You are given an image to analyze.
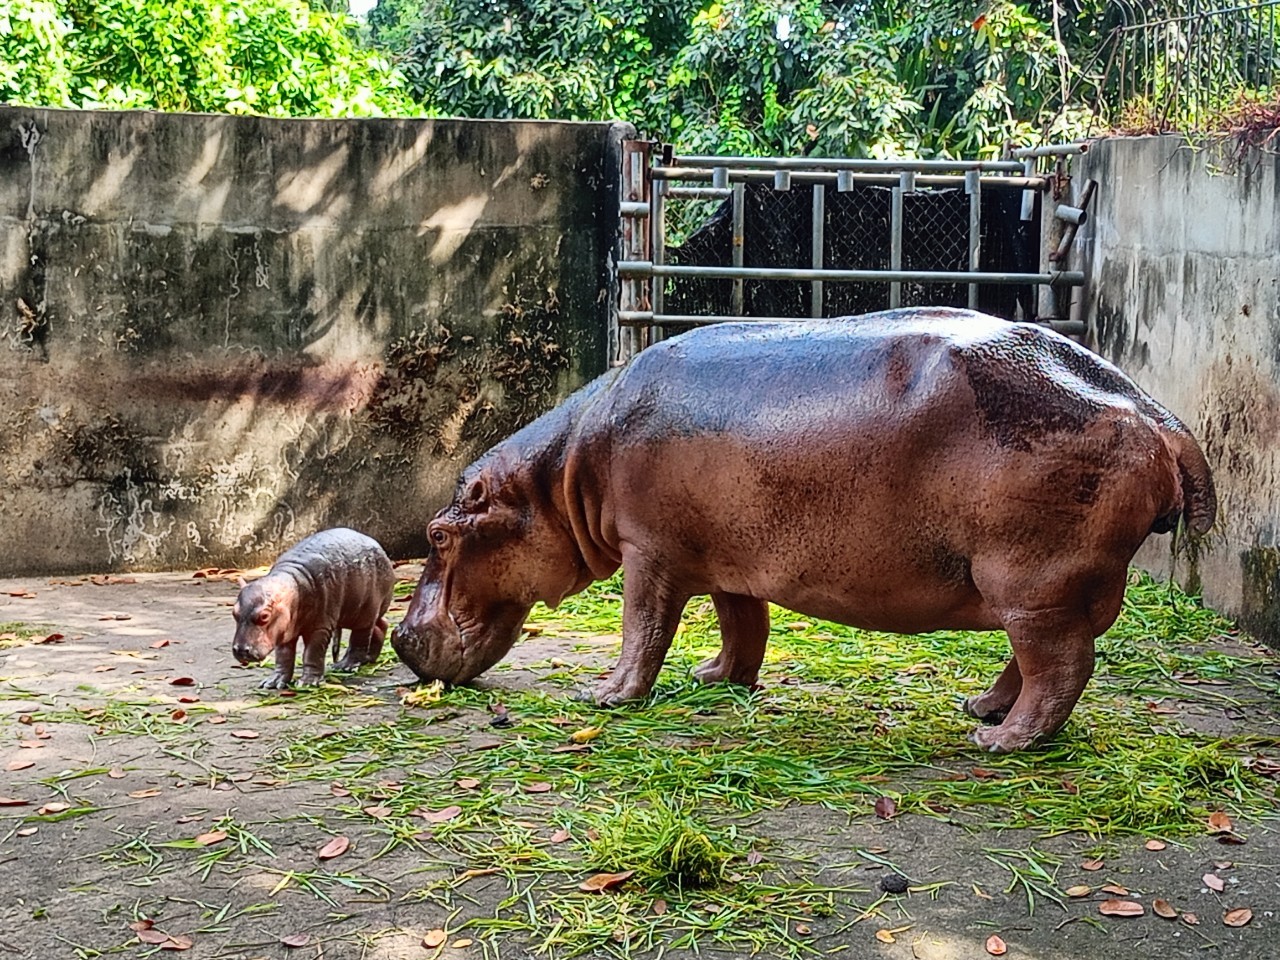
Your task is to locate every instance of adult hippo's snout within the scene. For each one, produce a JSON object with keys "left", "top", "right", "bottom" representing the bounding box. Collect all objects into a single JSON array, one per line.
[{"left": 391, "top": 549, "right": 532, "bottom": 685}]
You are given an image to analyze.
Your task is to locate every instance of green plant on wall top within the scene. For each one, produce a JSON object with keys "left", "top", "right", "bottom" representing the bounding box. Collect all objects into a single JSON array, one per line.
[{"left": 1, "top": 0, "right": 415, "bottom": 116}]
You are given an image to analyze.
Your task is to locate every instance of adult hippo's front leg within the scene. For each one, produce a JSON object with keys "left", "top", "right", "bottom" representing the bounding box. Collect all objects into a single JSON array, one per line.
[
  {"left": 692, "top": 592, "right": 769, "bottom": 687},
  {"left": 590, "top": 551, "right": 691, "bottom": 706}
]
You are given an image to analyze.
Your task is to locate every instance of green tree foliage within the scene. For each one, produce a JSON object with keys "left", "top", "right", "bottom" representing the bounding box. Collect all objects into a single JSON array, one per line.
[
  {"left": 394, "top": 0, "right": 1086, "bottom": 156},
  {"left": 1, "top": 0, "right": 415, "bottom": 116}
]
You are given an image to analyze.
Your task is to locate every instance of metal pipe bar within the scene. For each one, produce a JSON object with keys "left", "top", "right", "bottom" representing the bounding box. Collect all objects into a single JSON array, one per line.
[
  {"left": 618, "top": 312, "right": 1095, "bottom": 329},
  {"left": 1010, "top": 142, "right": 1090, "bottom": 158},
  {"left": 1054, "top": 204, "right": 1088, "bottom": 226},
  {"left": 650, "top": 177, "right": 666, "bottom": 344},
  {"left": 666, "top": 186, "right": 732, "bottom": 200},
  {"left": 811, "top": 183, "right": 825, "bottom": 318},
  {"left": 621, "top": 201, "right": 649, "bottom": 217},
  {"left": 617, "top": 262, "right": 1085, "bottom": 286},
  {"left": 966, "top": 170, "right": 982, "bottom": 311},
  {"left": 672, "top": 154, "right": 1026, "bottom": 173},
  {"left": 731, "top": 182, "right": 745, "bottom": 316},
  {"left": 651, "top": 167, "right": 1046, "bottom": 189},
  {"left": 1112, "top": 0, "right": 1280, "bottom": 34},
  {"left": 889, "top": 185, "right": 904, "bottom": 308}
]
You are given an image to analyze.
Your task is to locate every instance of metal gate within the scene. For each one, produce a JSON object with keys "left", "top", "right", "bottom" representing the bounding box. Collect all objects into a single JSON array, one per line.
[{"left": 613, "top": 142, "right": 1095, "bottom": 365}]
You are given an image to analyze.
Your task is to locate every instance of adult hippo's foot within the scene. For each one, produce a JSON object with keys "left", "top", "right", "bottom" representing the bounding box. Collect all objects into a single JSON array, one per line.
[
  {"left": 693, "top": 592, "right": 768, "bottom": 687},
  {"left": 963, "top": 656, "right": 1023, "bottom": 724}
]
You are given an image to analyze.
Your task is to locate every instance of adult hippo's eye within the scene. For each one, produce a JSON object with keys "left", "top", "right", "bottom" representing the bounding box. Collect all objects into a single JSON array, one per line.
[{"left": 429, "top": 525, "right": 451, "bottom": 548}]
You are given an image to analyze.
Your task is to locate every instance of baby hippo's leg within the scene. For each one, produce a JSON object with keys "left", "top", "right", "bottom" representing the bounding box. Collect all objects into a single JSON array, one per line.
[
  {"left": 333, "top": 617, "right": 387, "bottom": 672},
  {"left": 261, "top": 638, "right": 298, "bottom": 689},
  {"left": 297, "top": 629, "right": 333, "bottom": 685}
]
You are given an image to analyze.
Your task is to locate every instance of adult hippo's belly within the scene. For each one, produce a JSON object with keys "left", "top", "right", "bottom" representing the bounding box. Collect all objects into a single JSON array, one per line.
[{"left": 392, "top": 308, "right": 1216, "bottom": 753}]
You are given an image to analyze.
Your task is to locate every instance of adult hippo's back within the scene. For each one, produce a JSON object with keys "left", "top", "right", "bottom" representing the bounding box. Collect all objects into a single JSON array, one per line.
[{"left": 393, "top": 308, "right": 1215, "bottom": 752}]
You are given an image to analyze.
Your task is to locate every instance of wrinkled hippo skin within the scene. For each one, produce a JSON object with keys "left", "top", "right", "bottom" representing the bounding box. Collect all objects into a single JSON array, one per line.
[
  {"left": 232, "top": 528, "right": 395, "bottom": 689},
  {"left": 393, "top": 308, "right": 1216, "bottom": 752}
]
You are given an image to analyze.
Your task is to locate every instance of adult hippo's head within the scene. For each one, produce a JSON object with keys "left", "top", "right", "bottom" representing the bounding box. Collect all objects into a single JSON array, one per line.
[{"left": 391, "top": 455, "right": 593, "bottom": 685}]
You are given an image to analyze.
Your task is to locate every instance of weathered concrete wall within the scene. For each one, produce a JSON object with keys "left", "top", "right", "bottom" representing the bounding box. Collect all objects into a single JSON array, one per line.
[
  {"left": 0, "top": 107, "right": 627, "bottom": 574},
  {"left": 1077, "top": 135, "right": 1280, "bottom": 643}
]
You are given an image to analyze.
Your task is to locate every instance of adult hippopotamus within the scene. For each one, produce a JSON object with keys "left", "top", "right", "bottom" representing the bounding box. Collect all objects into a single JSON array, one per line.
[{"left": 392, "top": 308, "right": 1215, "bottom": 752}]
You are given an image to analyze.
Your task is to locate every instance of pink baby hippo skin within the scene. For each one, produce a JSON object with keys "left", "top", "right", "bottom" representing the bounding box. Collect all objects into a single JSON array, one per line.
[{"left": 232, "top": 528, "right": 395, "bottom": 689}]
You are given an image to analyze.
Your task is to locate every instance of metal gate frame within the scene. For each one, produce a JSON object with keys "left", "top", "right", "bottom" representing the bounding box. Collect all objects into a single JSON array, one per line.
[{"left": 614, "top": 142, "right": 1095, "bottom": 364}]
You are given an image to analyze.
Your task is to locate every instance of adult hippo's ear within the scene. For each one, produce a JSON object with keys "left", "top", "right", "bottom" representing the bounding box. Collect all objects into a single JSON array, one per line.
[{"left": 461, "top": 476, "right": 489, "bottom": 513}]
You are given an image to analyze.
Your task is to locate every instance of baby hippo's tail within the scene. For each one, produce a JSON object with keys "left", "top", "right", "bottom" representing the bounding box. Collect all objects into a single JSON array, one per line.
[{"left": 1154, "top": 420, "right": 1217, "bottom": 536}]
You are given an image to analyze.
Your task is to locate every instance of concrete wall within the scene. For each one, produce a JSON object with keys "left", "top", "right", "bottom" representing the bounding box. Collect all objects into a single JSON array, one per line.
[
  {"left": 1077, "top": 135, "right": 1280, "bottom": 643},
  {"left": 0, "top": 107, "right": 627, "bottom": 574}
]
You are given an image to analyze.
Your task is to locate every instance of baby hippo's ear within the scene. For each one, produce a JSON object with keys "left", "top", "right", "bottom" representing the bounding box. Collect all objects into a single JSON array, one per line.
[{"left": 236, "top": 576, "right": 248, "bottom": 590}]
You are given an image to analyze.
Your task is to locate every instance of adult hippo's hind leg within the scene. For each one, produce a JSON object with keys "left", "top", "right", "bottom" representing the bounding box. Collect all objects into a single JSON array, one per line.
[
  {"left": 693, "top": 592, "right": 769, "bottom": 687},
  {"left": 964, "top": 656, "right": 1022, "bottom": 724},
  {"left": 591, "top": 551, "right": 690, "bottom": 707}
]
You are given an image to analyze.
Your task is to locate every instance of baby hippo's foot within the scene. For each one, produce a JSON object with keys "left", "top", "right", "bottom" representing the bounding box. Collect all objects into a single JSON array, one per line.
[
  {"left": 962, "top": 693, "right": 1012, "bottom": 725},
  {"left": 332, "top": 654, "right": 369, "bottom": 673},
  {"left": 296, "top": 668, "right": 325, "bottom": 686},
  {"left": 259, "top": 671, "right": 293, "bottom": 690},
  {"left": 692, "top": 654, "right": 760, "bottom": 687}
]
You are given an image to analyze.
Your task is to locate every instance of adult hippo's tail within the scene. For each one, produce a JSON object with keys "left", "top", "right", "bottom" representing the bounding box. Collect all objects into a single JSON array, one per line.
[{"left": 1164, "top": 422, "right": 1217, "bottom": 535}]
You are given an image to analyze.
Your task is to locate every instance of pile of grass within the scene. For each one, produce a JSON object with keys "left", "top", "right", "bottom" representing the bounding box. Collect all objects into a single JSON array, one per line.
[{"left": 584, "top": 798, "right": 732, "bottom": 892}]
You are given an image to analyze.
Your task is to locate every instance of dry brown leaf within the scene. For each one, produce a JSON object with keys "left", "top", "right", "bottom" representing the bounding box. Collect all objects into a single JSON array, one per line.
[
  {"left": 1100, "top": 884, "right": 1130, "bottom": 896},
  {"left": 36, "top": 633, "right": 64, "bottom": 644},
  {"left": 570, "top": 726, "right": 603, "bottom": 743},
  {"left": 1204, "top": 873, "right": 1225, "bottom": 892},
  {"left": 6, "top": 760, "right": 35, "bottom": 772},
  {"left": 108, "top": 768, "right": 126, "bottom": 779},
  {"left": 456, "top": 778, "right": 480, "bottom": 790},
  {"left": 579, "top": 870, "right": 636, "bottom": 893},
  {"left": 874, "top": 929, "right": 896, "bottom": 944},
  {"left": 422, "top": 929, "right": 447, "bottom": 948},
  {"left": 652, "top": 898, "right": 668, "bottom": 916},
  {"left": 874, "top": 796, "right": 897, "bottom": 819},
  {"left": 1214, "top": 860, "right": 1234, "bottom": 870},
  {"left": 176, "top": 814, "right": 203, "bottom": 824},
  {"left": 1182, "top": 912, "right": 1200, "bottom": 925},
  {"left": 795, "top": 923, "right": 811, "bottom": 935},
  {"left": 525, "top": 781, "right": 553, "bottom": 793},
  {"left": 317, "top": 836, "right": 351, "bottom": 860},
  {"left": 177, "top": 696, "right": 200, "bottom": 704},
  {"left": 128, "top": 789, "right": 161, "bottom": 799},
  {"left": 419, "top": 805, "right": 463, "bottom": 823},
  {"left": 1064, "top": 885, "right": 1092, "bottom": 898},
  {"left": 747, "top": 849, "right": 764, "bottom": 866},
  {"left": 37, "top": 802, "right": 71, "bottom": 815},
  {"left": 16, "top": 826, "right": 37, "bottom": 837},
  {"left": 206, "top": 716, "right": 227, "bottom": 725},
  {"left": 1145, "top": 839, "right": 1167, "bottom": 851},
  {"left": 0, "top": 797, "right": 31, "bottom": 806},
  {"left": 160, "top": 935, "right": 193, "bottom": 951},
  {"left": 229, "top": 729, "right": 259, "bottom": 740},
  {"left": 280, "top": 932, "right": 311, "bottom": 947},
  {"left": 136, "top": 929, "right": 170, "bottom": 945},
  {"left": 1208, "top": 811, "right": 1234, "bottom": 835},
  {"left": 1223, "top": 907, "right": 1253, "bottom": 927},
  {"left": 1080, "top": 858, "right": 1105, "bottom": 871},
  {"left": 1153, "top": 899, "right": 1178, "bottom": 919},
  {"left": 1099, "top": 899, "right": 1145, "bottom": 918},
  {"left": 456, "top": 868, "right": 501, "bottom": 883},
  {"left": 452, "top": 939, "right": 474, "bottom": 948},
  {"left": 194, "top": 831, "right": 227, "bottom": 846},
  {"left": 170, "top": 710, "right": 188, "bottom": 722},
  {"left": 363, "top": 805, "right": 392, "bottom": 819},
  {"left": 985, "top": 934, "right": 1008, "bottom": 956},
  {"left": 17, "top": 741, "right": 44, "bottom": 749},
  {"left": 549, "top": 829, "right": 571, "bottom": 843},
  {"left": 151, "top": 639, "right": 171, "bottom": 648},
  {"left": 128, "top": 919, "right": 154, "bottom": 932}
]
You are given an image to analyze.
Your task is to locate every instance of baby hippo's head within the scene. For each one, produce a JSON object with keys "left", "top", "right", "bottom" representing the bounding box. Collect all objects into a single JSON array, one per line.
[{"left": 231, "top": 577, "right": 296, "bottom": 664}]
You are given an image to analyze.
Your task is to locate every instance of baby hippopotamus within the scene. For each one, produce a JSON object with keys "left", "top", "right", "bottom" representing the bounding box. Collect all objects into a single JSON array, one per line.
[{"left": 231, "top": 528, "right": 395, "bottom": 688}]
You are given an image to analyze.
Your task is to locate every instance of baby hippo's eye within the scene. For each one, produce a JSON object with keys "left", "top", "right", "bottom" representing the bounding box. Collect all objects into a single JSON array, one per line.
[{"left": 253, "top": 610, "right": 270, "bottom": 626}]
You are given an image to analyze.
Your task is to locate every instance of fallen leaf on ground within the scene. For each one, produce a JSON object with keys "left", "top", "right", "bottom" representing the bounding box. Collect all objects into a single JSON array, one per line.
[
  {"left": 159, "top": 935, "right": 192, "bottom": 952},
  {"left": 456, "top": 868, "right": 501, "bottom": 883},
  {"left": 98, "top": 613, "right": 132, "bottom": 621},
  {"left": 37, "top": 802, "right": 70, "bottom": 815},
  {"left": 795, "top": 923, "right": 811, "bottom": 935},
  {"left": 318, "top": 836, "right": 350, "bottom": 860},
  {"left": 747, "top": 849, "right": 764, "bottom": 866},
  {"left": 1064, "top": 885, "right": 1091, "bottom": 897},
  {"left": 1182, "top": 912, "right": 1200, "bottom": 925},
  {"left": 570, "top": 726, "right": 603, "bottom": 743},
  {"left": 1208, "top": 811, "right": 1234, "bottom": 835},
  {"left": 16, "top": 827, "right": 37, "bottom": 836},
  {"left": 580, "top": 870, "right": 636, "bottom": 893},
  {"left": 549, "top": 829, "right": 571, "bottom": 843},
  {"left": 363, "top": 805, "right": 392, "bottom": 819},
  {"left": 330, "top": 783, "right": 351, "bottom": 797},
  {"left": 653, "top": 899, "right": 668, "bottom": 915},
  {"left": 17, "top": 741, "right": 44, "bottom": 749},
  {"left": 176, "top": 814, "right": 203, "bottom": 824},
  {"left": 1100, "top": 884, "right": 1130, "bottom": 896},
  {"left": 1216, "top": 831, "right": 1248, "bottom": 845},
  {"left": 874, "top": 796, "right": 897, "bottom": 819},
  {"left": 1154, "top": 899, "right": 1178, "bottom": 919},
  {"left": 137, "top": 929, "right": 170, "bottom": 945},
  {"left": 875, "top": 929, "right": 896, "bottom": 944},
  {"left": 280, "top": 932, "right": 311, "bottom": 947},
  {"left": 177, "top": 695, "right": 199, "bottom": 704},
  {"left": 452, "top": 939, "right": 473, "bottom": 948},
  {"left": 205, "top": 716, "right": 227, "bottom": 725},
  {"left": 108, "top": 768, "right": 126, "bottom": 778},
  {"left": 1145, "top": 839, "right": 1167, "bottom": 851},
  {"left": 6, "top": 591, "right": 35, "bottom": 599},
  {"left": 6, "top": 760, "right": 34, "bottom": 771},
  {"left": 229, "top": 729, "right": 259, "bottom": 740},
  {"left": 194, "top": 831, "right": 227, "bottom": 846},
  {"left": 456, "top": 778, "right": 480, "bottom": 790},
  {"left": 525, "top": 782, "right": 553, "bottom": 793},
  {"left": 151, "top": 639, "right": 171, "bottom": 648},
  {"left": 170, "top": 710, "right": 187, "bottom": 722},
  {"left": 1099, "top": 899, "right": 1145, "bottom": 917},
  {"left": 422, "top": 929, "right": 447, "bottom": 947},
  {"left": 129, "top": 920, "right": 155, "bottom": 933},
  {"left": 973, "top": 884, "right": 994, "bottom": 900},
  {"left": 128, "top": 789, "right": 161, "bottom": 799},
  {"left": 1080, "top": 858, "right": 1105, "bottom": 871},
  {"left": 1204, "top": 873, "right": 1225, "bottom": 892},
  {"left": 1214, "top": 860, "right": 1234, "bottom": 870},
  {"left": 985, "top": 934, "right": 1007, "bottom": 956},
  {"left": 419, "top": 805, "right": 462, "bottom": 823},
  {"left": 35, "top": 633, "right": 64, "bottom": 644},
  {"left": 0, "top": 796, "right": 32, "bottom": 806},
  {"left": 1223, "top": 907, "right": 1253, "bottom": 927}
]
